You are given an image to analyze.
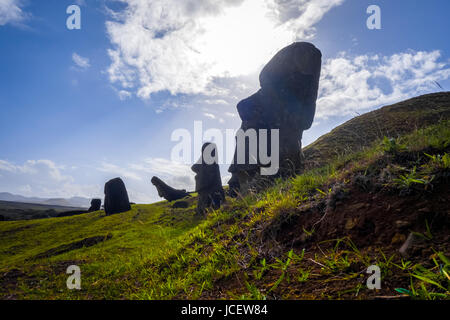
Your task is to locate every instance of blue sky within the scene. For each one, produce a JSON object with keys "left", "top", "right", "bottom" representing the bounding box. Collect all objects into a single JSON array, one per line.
[{"left": 0, "top": 0, "right": 449, "bottom": 203}]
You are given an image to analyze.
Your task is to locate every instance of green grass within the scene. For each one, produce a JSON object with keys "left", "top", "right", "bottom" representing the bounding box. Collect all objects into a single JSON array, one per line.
[
  {"left": 1, "top": 106, "right": 449, "bottom": 300},
  {"left": 0, "top": 202, "right": 202, "bottom": 299}
]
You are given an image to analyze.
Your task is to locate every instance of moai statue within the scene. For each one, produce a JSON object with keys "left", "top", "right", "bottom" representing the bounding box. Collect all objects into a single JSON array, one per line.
[
  {"left": 151, "top": 176, "right": 190, "bottom": 202},
  {"left": 104, "top": 177, "right": 131, "bottom": 215},
  {"left": 228, "top": 42, "right": 322, "bottom": 194},
  {"left": 191, "top": 143, "right": 225, "bottom": 216},
  {"left": 88, "top": 199, "right": 101, "bottom": 212}
]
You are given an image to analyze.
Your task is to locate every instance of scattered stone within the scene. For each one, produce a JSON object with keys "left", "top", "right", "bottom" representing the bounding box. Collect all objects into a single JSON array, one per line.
[
  {"left": 345, "top": 218, "right": 358, "bottom": 230},
  {"left": 347, "top": 203, "right": 366, "bottom": 211},
  {"left": 228, "top": 42, "right": 322, "bottom": 194},
  {"left": 104, "top": 177, "right": 131, "bottom": 215},
  {"left": 418, "top": 207, "right": 431, "bottom": 213},
  {"left": 151, "top": 176, "right": 190, "bottom": 202},
  {"left": 399, "top": 233, "right": 423, "bottom": 258},
  {"left": 192, "top": 143, "right": 225, "bottom": 216},
  {"left": 299, "top": 232, "right": 312, "bottom": 243},
  {"left": 395, "top": 220, "right": 411, "bottom": 229},
  {"left": 88, "top": 199, "right": 102, "bottom": 212},
  {"left": 391, "top": 233, "right": 406, "bottom": 245},
  {"left": 326, "top": 183, "right": 348, "bottom": 210},
  {"left": 353, "top": 174, "right": 372, "bottom": 191}
]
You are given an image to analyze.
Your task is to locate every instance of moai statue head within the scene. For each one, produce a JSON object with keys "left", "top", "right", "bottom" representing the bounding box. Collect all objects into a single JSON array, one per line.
[
  {"left": 191, "top": 143, "right": 225, "bottom": 216},
  {"left": 228, "top": 42, "right": 322, "bottom": 194}
]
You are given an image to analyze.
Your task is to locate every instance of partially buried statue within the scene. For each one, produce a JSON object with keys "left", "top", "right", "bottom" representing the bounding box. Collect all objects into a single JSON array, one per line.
[
  {"left": 191, "top": 143, "right": 225, "bottom": 216},
  {"left": 228, "top": 42, "right": 322, "bottom": 195},
  {"left": 88, "top": 199, "right": 101, "bottom": 212},
  {"left": 104, "top": 177, "right": 131, "bottom": 215},
  {"left": 151, "top": 176, "right": 190, "bottom": 202}
]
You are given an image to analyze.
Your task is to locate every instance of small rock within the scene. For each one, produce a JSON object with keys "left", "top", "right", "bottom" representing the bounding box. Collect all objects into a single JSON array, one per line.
[
  {"left": 395, "top": 220, "right": 411, "bottom": 229},
  {"left": 399, "top": 233, "right": 423, "bottom": 258},
  {"left": 345, "top": 218, "right": 358, "bottom": 230},
  {"left": 391, "top": 233, "right": 406, "bottom": 245},
  {"left": 353, "top": 174, "right": 372, "bottom": 191},
  {"left": 299, "top": 233, "right": 311, "bottom": 243},
  {"left": 348, "top": 203, "right": 366, "bottom": 211},
  {"left": 418, "top": 207, "right": 431, "bottom": 213}
]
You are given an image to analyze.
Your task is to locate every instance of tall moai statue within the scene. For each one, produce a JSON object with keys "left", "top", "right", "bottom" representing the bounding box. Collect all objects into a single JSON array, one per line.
[
  {"left": 191, "top": 143, "right": 225, "bottom": 216},
  {"left": 228, "top": 42, "right": 322, "bottom": 195}
]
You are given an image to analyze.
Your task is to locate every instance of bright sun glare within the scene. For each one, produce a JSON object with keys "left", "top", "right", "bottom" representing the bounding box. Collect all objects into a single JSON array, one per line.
[{"left": 193, "top": 0, "right": 295, "bottom": 77}]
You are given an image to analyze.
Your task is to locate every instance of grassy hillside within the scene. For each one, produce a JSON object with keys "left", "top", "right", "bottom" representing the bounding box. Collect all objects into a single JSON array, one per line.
[
  {"left": 303, "top": 92, "right": 450, "bottom": 169},
  {"left": 1, "top": 93, "right": 449, "bottom": 300},
  {"left": 0, "top": 201, "right": 86, "bottom": 221}
]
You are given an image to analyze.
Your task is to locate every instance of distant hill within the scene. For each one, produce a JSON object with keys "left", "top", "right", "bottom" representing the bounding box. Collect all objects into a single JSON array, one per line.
[
  {"left": 0, "top": 192, "right": 91, "bottom": 208},
  {"left": 0, "top": 200, "right": 87, "bottom": 221}
]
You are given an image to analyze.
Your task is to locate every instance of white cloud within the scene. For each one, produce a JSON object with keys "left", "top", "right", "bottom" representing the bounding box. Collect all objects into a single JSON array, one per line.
[
  {"left": 94, "top": 158, "right": 196, "bottom": 202},
  {"left": 224, "top": 112, "right": 237, "bottom": 118},
  {"left": 204, "top": 99, "right": 228, "bottom": 105},
  {"left": 118, "top": 90, "right": 132, "bottom": 100},
  {"left": 98, "top": 162, "right": 143, "bottom": 181},
  {"left": 72, "top": 52, "right": 91, "bottom": 69},
  {"left": 0, "top": 0, "right": 27, "bottom": 26},
  {"left": 0, "top": 158, "right": 196, "bottom": 203},
  {"left": 130, "top": 158, "right": 195, "bottom": 191},
  {"left": 0, "top": 159, "right": 68, "bottom": 178},
  {"left": 97, "top": 158, "right": 195, "bottom": 200},
  {"left": 105, "top": 0, "right": 344, "bottom": 99},
  {"left": 0, "top": 159, "right": 101, "bottom": 199},
  {"left": 316, "top": 50, "right": 450, "bottom": 119},
  {"left": 203, "top": 112, "right": 216, "bottom": 119},
  {"left": 0, "top": 159, "right": 17, "bottom": 172}
]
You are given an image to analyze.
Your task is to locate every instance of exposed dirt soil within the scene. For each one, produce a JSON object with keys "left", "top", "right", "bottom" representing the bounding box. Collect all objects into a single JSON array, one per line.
[{"left": 198, "top": 178, "right": 449, "bottom": 300}]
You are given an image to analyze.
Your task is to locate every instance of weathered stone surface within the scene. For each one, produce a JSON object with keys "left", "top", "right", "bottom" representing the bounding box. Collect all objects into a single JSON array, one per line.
[
  {"left": 399, "top": 232, "right": 424, "bottom": 258},
  {"left": 104, "top": 177, "right": 131, "bottom": 215},
  {"left": 88, "top": 199, "right": 102, "bottom": 212},
  {"left": 191, "top": 143, "right": 225, "bottom": 216},
  {"left": 151, "top": 176, "right": 190, "bottom": 202},
  {"left": 228, "top": 42, "right": 322, "bottom": 194}
]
